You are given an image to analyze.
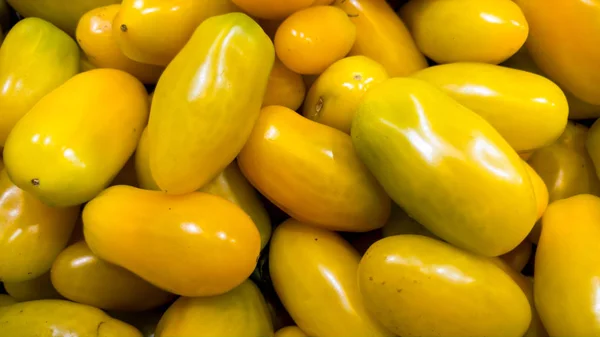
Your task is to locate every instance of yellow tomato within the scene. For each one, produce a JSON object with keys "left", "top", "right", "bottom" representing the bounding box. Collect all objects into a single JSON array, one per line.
[
  {"left": 275, "top": 6, "right": 356, "bottom": 75},
  {"left": 411, "top": 63, "right": 568, "bottom": 152},
  {"left": 148, "top": 13, "right": 274, "bottom": 195},
  {"left": 83, "top": 185, "right": 260, "bottom": 297},
  {"left": 0, "top": 170, "right": 78, "bottom": 283},
  {"left": 275, "top": 326, "right": 308, "bottom": 337},
  {"left": 586, "top": 119, "right": 600, "bottom": 181},
  {"left": 238, "top": 105, "right": 391, "bottom": 232},
  {"left": 0, "top": 294, "right": 15, "bottom": 307},
  {"left": 76, "top": 4, "right": 164, "bottom": 84},
  {"left": 524, "top": 160, "right": 549, "bottom": 221},
  {"left": 270, "top": 219, "right": 392, "bottom": 336},
  {"left": 535, "top": 194, "right": 600, "bottom": 335},
  {"left": 263, "top": 58, "right": 306, "bottom": 111},
  {"left": 232, "top": 0, "right": 314, "bottom": 20},
  {"left": 113, "top": 0, "right": 240, "bottom": 66},
  {"left": 4, "top": 272, "right": 62, "bottom": 302},
  {"left": 51, "top": 241, "right": 173, "bottom": 312},
  {"left": 0, "top": 17, "right": 79, "bottom": 146},
  {"left": 303, "top": 56, "right": 389, "bottom": 134},
  {"left": 334, "top": 0, "right": 427, "bottom": 77},
  {"left": 0, "top": 299, "right": 142, "bottom": 336},
  {"left": 381, "top": 204, "right": 437, "bottom": 238},
  {"left": 514, "top": 0, "right": 600, "bottom": 105},
  {"left": 352, "top": 78, "right": 537, "bottom": 256},
  {"left": 359, "top": 235, "right": 531, "bottom": 336},
  {"left": 400, "top": 0, "right": 527, "bottom": 64},
  {"left": 6, "top": 0, "right": 120, "bottom": 36},
  {"left": 156, "top": 280, "right": 273, "bottom": 337},
  {"left": 136, "top": 127, "right": 272, "bottom": 249},
  {"left": 499, "top": 240, "right": 532, "bottom": 272},
  {"left": 3, "top": 69, "right": 149, "bottom": 207}
]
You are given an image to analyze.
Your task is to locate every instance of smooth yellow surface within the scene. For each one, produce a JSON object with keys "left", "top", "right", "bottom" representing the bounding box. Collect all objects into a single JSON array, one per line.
[
  {"left": 231, "top": 0, "right": 313, "bottom": 20},
  {"left": 412, "top": 62, "right": 568, "bottom": 152},
  {"left": 4, "top": 272, "right": 62, "bottom": 301},
  {"left": 303, "top": 55, "right": 389, "bottom": 134},
  {"left": 400, "top": 0, "right": 527, "bottom": 64},
  {"left": 515, "top": 0, "right": 600, "bottom": 105},
  {"left": 535, "top": 194, "right": 600, "bottom": 335},
  {"left": 381, "top": 204, "right": 437, "bottom": 239},
  {"left": 6, "top": 0, "right": 120, "bottom": 36},
  {"left": 275, "top": 326, "right": 308, "bottom": 337},
  {"left": 156, "top": 280, "right": 273, "bottom": 337},
  {"left": 0, "top": 299, "right": 142, "bottom": 337},
  {"left": 275, "top": 6, "right": 355, "bottom": 75},
  {"left": 334, "top": 0, "right": 426, "bottom": 77},
  {"left": 113, "top": 0, "right": 240, "bottom": 66},
  {"left": 135, "top": 128, "right": 158, "bottom": 190},
  {"left": 0, "top": 170, "right": 78, "bottom": 282},
  {"left": 51, "top": 241, "right": 173, "bottom": 311},
  {"left": 0, "top": 17, "right": 79, "bottom": 147},
  {"left": 239, "top": 106, "right": 391, "bottom": 232},
  {"left": 499, "top": 240, "right": 532, "bottom": 272},
  {"left": 83, "top": 185, "right": 261, "bottom": 297},
  {"left": 0, "top": 294, "right": 15, "bottom": 307},
  {"left": 148, "top": 13, "right": 274, "bottom": 195},
  {"left": 269, "top": 219, "right": 392, "bottom": 337},
  {"left": 76, "top": 4, "right": 163, "bottom": 84},
  {"left": 263, "top": 58, "right": 306, "bottom": 111},
  {"left": 524, "top": 160, "right": 549, "bottom": 221},
  {"left": 359, "top": 235, "right": 531, "bottom": 336},
  {"left": 352, "top": 78, "right": 537, "bottom": 256},
  {"left": 586, "top": 119, "right": 600, "bottom": 182},
  {"left": 3, "top": 69, "right": 149, "bottom": 207}
]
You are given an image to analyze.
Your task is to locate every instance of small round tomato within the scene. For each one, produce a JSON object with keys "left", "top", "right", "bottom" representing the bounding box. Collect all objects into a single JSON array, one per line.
[
  {"left": 275, "top": 6, "right": 356, "bottom": 75},
  {"left": 263, "top": 58, "right": 306, "bottom": 111},
  {"left": 232, "top": 0, "right": 314, "bottom": 20}
]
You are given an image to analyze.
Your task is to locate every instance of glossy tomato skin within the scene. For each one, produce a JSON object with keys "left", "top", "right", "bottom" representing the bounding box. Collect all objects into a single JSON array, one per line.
[
  {"left": 231, "top": 0, "right": 313, "bottom": 20},
  {"left": 3, "top": 272, "right": 62, "bottom": 302},
  {"left": 263, "top": 58, "right": 306, "bottom": 111}
]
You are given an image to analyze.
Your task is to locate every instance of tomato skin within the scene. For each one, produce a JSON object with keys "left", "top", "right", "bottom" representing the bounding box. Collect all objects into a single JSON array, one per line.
[
  {"left": 4, "top": 272, "right": 62, "bottom": 302},
  {"left": 263, "top": 58, "right": 306, "bottom": 111},
  {"left": 231, "top": 0, "right": 314, "bottom": 20}
]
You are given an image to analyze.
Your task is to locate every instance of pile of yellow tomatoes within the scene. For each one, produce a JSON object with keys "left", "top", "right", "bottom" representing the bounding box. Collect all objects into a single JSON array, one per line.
[{"left": 0, "top": 0, "right": 599, "bottom": 336}]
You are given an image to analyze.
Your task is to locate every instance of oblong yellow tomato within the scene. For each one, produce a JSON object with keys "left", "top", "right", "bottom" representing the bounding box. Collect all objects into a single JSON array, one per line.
[
  {"left": 270, "top": 219, "right": 392, "bottom": 336},
  {"left": 0, "top": 294, "right": 15, "bottom": 307},
  {"left": 514, "top": 0, "right": 600, "bottom": 105},
  {"left": 0, "top": 17, "right": 79, "bottom": 146},
  {"left": 83, "top": 185, "right": 260, "bottom": 297},
  {"left": 239, "top": 105, "right": 391, "bottom": 232},
  {"left": 6, "top": 0, "right": 120, "bottom": 36},
  {"left": 263, "top": 58, "right": 306, "bottom": 111},
  {"left": 0, "top": 299, "right": 142, "bottom": 336},
  {"left": 334, "top": 0, "right": 427, "bottom": 77},
  {"left": 76, "top": 4, "right": 164, "bottom": 84},
  {"left": 0, "top": 170, "right": 78, "bottom": 282},
  {"left": 232, "top": 0, "right": 313, "bottom": 20},
  {"left": 51, "top": 241, "right": 173, "bottom": 312},
  {"left": 3, "top": 68, "right": 149, "bottom": 207},
  {"left": 156, "top": 280, "right": 273, "bottom": 337},
  {"left": 275, "top": 326, "right": 308, "bottom": 337},
  {"left": 4, "top": 272, "right": 62, "bottom": 302},
  {"left": 113, "top": 0, "right": 240, "bottom": 66},
  {"left": 411, "top": 62, "right": 568, "bottom": 152},
  {"left": 352, "top": 78, "right": 537, "bottom": 256},
  {"left": 148, "top": 13, "right": 274, "bottom": 195},
  {"left": 359, "top": 235, "right": 531, "bottom": 336},
  {"left": 499, "top": 240, "right": 532, "bottom": 272},
  {"left": 400, "top": 0, "right": 528, "bottom": 64},
  {"left": 303, "top": 56, "right": 389, "bottom": 134},
  {"left": 381, "top": 204, "right": 437, "bottom": 238},
  {"left": 535, "top": 194, "right": 600, "bottom": 335}
]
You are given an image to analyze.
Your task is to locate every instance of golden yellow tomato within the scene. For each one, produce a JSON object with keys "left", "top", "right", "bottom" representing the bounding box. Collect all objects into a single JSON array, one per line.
[
  {"left": 303, "top": 56, "right": 389, "bottom": 134},
  {"left": 400, "top": 0, "right": 528, "bottom": 64},
  {"left": 359, "top": 235, "right": 531, "bottom": 336},
  {"left": 270, "top": 219, "right": 392, "bottom": 336},
  {"left": 3, "top": 69, "right": 148, "bottom": 207},
  {"left": 148, "top": 13, "right": 274, "bottom": 195},
  {"left": 411, "top": 62, "right": 568, "bottom": 152},
  {"left": 381, "top": 204, "right": 437, "bottom": 239},
  {"left": 0, "top": 299, "right": 142, "bottom": 336},
  {"left": 535, "top": 194, "right": 600, "bottom": 335},
  {"left": 275, "top": 326, "right": 308, "bottom": 337},
  {"left": 334, "top": 0, "right": 427, "bottom": 77},
  {"left": 514, "top": 0, "right": 600, "bottom": 105},
  {"left": 0, "top": 294, "right": 15, "bottom": 307},
  {"left": 156, "top": 280, "right": 273, "bottom": 337},
  {"left": 113, "top": 0, "right": 240, "bottom": 66},
  {"left": 76, "top": 4, "right": 164, "bottom": 84},
  {"left": 3, "top": 272, "right": 62, "bottom": 302},
  {"left": 352, "top": 78, "right": 537, "bottom": 256},
  {"left": 263, "top": 58, "right": 306, "bottom": 111},
  {"left": 0, "top": 170, "right": 78, "bottom": 283},
  {"left": 0, "top": 17, "right": 79, "bottom": 147},
  {"left": 238, "top": 105, "right": 391, "bottom": 232},
  {"left": 232, "top": 0, "right": 314, "bottom": 20},
  {"left": 499, "top": 240, "right": 532, "bottom": 272},
  {"left": 51, "top": 241, "right": 173, "bottom": 312},
  {"left": 275, "top": 6, "right": 356, "bottom": 75},
  {"left": 83, "top": 185, "right": 260, "bottom": 297}
]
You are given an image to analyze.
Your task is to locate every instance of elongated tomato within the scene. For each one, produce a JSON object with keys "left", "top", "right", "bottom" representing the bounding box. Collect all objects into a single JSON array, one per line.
[
  {"left": 4, "top": 272, "right": 62, "bottom": 302},
  {"left": 238, "top": 105, "right": 391, "bottom": 232},
  {"left": 148, "top": 13, "right": 274, "bottom": 195}
]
